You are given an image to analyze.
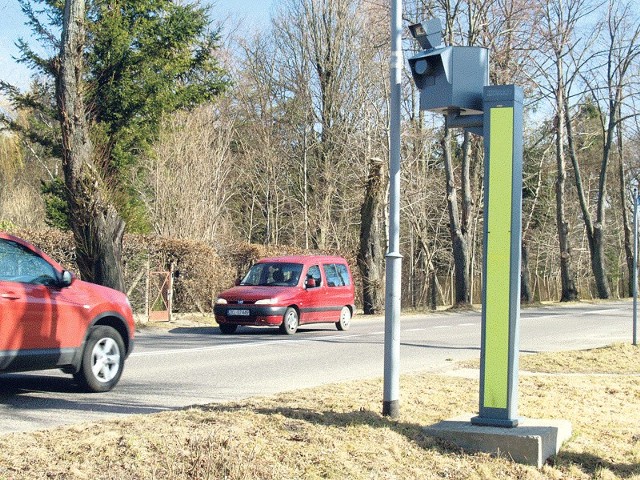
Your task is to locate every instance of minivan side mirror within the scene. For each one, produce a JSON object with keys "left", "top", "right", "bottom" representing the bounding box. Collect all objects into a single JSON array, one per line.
[{"left": 305, "top": 277, "right": 317, "bottom": 289}]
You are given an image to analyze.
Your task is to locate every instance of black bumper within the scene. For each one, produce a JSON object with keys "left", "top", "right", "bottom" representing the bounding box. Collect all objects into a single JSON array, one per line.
[{"left": 214, "top": 305, "right": 288, "bottom": 324}]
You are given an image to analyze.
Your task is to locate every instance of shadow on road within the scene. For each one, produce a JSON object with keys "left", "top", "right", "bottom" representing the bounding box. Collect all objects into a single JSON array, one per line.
[
  {"left": 0, "top": 374, "right": 174, "bottom": 416},
  {"left": 166, "top": 326, "right": 220, "bottom": 335},
  {"left": 0, "top": 373, "right": 79, "bottom": 395},
  {"left": 166, "top": 325, "right": 338, "bottom": 336}
]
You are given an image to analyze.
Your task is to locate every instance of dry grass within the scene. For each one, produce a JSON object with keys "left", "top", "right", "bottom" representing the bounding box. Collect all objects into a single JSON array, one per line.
[
  {"left": 520, "top": 343, "right": 640, "bottom": 374},
  {"left": 0, "top": 344, "right": 639, "bottom": 479}
]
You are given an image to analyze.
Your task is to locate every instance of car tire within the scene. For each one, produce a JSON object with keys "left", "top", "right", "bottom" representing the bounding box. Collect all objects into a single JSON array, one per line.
[
  {"left": 219, "top": 323, "right": 238, "bottom": 334},
  {"left": 74, "top": 325, "right": 125, "bottom": 393},
  {"left": 280, "top": 307, "right": 299, "bottom": 335},
  {"left": 336, "top": 306, "right": 351, "bottom": 331}
]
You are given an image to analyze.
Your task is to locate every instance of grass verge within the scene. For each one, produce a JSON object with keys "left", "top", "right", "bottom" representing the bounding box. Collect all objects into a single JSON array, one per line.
[{"left": 0, "top": 344, "right": 638, "bottom": 479}]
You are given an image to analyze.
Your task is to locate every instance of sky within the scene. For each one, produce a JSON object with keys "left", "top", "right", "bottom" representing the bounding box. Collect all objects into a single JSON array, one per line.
[{"left": 0, "top": 0, "right": 275, "bottom": 92}]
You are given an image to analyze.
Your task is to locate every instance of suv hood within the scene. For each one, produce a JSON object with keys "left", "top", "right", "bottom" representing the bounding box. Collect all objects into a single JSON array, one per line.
[{"left": 74, "top": 279, "right": 129, "bottom": 304}]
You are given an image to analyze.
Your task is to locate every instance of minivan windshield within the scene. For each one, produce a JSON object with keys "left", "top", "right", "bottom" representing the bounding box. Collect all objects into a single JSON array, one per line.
[{"left": 240, "top": 262, "right": 304, "bottom": 287}]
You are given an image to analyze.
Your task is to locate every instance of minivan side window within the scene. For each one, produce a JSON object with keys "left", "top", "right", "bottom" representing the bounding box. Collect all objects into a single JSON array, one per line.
[
  {"left": 336, "top": 264, "right": 351, "bottom": 286},
  {"left": 307, "top": 265, "right": 321, "bottom": 287},
  {"left": 323, "top": 263, "right": 344, "bottom": 287}
]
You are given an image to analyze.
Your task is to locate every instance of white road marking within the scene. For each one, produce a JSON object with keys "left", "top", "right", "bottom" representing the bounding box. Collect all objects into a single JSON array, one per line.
[
  {"left": 131, "top": 342, "right": 276, "bottom": 356},
  {"left": 132, "top": 330, "right": 388, "bottom": 357}
]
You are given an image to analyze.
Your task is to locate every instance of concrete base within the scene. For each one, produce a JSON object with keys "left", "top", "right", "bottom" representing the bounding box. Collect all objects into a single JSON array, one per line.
[{"left": 423, "top": 414, "right": 572, "bottom": 468}]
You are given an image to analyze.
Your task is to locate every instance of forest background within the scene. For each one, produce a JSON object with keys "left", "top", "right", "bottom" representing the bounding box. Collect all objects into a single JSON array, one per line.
[{"left": 0, "top": 0, "right": 639, "bottom": 316}]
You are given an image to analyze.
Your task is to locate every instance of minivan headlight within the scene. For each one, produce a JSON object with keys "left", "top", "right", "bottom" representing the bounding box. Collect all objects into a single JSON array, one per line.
[
  {"left": 215, "top": 298, "right": 228, "bottom": 304},
  {"left": 255, "top": 298, "right": 276, "bottom": 305}
]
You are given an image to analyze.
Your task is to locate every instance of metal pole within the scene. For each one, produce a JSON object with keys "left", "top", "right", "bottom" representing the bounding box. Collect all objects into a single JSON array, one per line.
[
  {"left": 383, "top": 0, "right": 403, "bottom": 418},
  {"left": 634, "top": 189, "right": 638, "bottom": 346}
]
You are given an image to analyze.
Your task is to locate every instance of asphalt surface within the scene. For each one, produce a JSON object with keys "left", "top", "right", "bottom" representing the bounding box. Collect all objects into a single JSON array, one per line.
[{"left": 0, "top": 300, "right": 633, "bottom": 434}]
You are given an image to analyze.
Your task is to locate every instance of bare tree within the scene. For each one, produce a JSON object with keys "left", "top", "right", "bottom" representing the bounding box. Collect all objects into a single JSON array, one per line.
[
  {"left": 57, "top": 0, "right": 125, "bottom": 291},
  {"left": 532, "top": 0, "right": 590, "bottom": 301},
  {"left": 147, "top": 104, "right": 236, "bottom": 243},
  {"left": 521, "top": 125, "right": 556, "bottom": 302},
  {"left": 231, "top": 30, "right": 302, "bottom": 245},
  {"left": 406, "top": 0, "right": 538, "bottom": 305},
  {"left": 570, "top": 0, "right": 640, "bottom": 298},
  {"left": 402, "top": 131, "right": 451, "bottom": 308},
  {"left": 404, "top": 0, "right": 475, "bottom": 306},
  {"left": 272, "top": 0, "right": 371, "bottom": 250},
  {"left": 358, "top": 157, "right": 385, "bottom": 314},
  {"left": 231, "top": 0, "right": 388, "bottom": 259}
]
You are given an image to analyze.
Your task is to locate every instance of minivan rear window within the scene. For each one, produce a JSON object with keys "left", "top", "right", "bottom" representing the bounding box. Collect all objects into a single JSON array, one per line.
[
  {"left": 323, "top": 263, "right": 350, "bottom": 287},
  {"left": 336, "top": 264, "right": 351, "bottom": 286}
]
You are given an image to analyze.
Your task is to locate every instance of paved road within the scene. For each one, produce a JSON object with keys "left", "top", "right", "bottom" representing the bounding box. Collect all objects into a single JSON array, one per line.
[{"left": 0, "top": 300, "right": 632, "bottom": 434}]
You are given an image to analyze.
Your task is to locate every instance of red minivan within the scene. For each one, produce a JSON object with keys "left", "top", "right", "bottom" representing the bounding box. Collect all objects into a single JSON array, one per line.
[
  {"left": 0, "top": 233, "right": 135, "bottom": 392},
  {"left": 214, "top": 255, "right": 355, "bottom": 334}
]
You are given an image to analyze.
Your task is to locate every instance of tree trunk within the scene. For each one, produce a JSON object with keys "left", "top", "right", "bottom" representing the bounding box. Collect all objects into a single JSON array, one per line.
[
  {"left": 586, "top": 114, "right": 614, "bottom": 299},
  {"left": 554, "top": 73, "right": 578, "bottom": 302},
  {"left": 617, "top": 109, "right": 633, "bottom": 297},
  {"left": 57, "top": 0, "right": 125, "bottom": 292},
  {"left": 442, "top": 126, "right": 470, "bottom": 305},
  {"left": 521, "top": 241, "right": 532, "bottom": 303},
  {"left": 591, "top": 225, "right": 610, "bottom": 298},
  {"left": 357, "top": 157, "right": 385, "bottom": 314},
  {"left": 555, "top": 154, "right": 577, "bottom": 301},
  {"left": 563, "top": 95, "right": 611, "bottom": 299}
]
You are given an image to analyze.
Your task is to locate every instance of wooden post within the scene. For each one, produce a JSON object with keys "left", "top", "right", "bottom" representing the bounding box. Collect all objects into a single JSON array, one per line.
[
  {"left": 145, "top": 255, "right": 150, "bottom": 322},
  {"left": 167, "top": 262, "right": 175, "bottom": 323}
]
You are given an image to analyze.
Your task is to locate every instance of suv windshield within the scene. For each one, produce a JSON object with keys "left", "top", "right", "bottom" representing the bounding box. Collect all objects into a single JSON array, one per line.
[{"left": 240, "top": 262, "right": 303, "bottom": 286}]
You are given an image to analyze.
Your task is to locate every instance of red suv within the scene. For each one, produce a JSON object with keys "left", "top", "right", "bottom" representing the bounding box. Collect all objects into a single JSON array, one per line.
[
  {"left": 214, "top": 255, "right": 355, "bottom": 334},
  {"left": 0, "top": 233, "right": 135, "bottom": 392}
]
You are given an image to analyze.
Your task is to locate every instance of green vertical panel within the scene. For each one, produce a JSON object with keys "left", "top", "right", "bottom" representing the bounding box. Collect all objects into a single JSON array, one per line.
[{"left": 483, "top": 107, "right": 514, "bottom": 409}]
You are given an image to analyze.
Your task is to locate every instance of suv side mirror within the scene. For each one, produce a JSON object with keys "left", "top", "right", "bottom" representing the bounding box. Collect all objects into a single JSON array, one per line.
[
  {"left": 60, "top": 270, "right": 73, "bottom": 287},
  {"left": 305, "top": 277, "right": 316, "bottom": 289}
]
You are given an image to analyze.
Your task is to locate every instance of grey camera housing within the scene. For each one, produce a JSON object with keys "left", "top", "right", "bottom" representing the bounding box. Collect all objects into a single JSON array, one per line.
[{"left": 408, "top": 45, "right": 489, "bottom": 115}]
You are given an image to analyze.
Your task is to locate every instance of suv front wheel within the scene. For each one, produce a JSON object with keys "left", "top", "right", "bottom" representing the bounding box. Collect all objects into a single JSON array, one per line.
[{"left": 74, "top": 325, "right": 125, "bottom": 393}]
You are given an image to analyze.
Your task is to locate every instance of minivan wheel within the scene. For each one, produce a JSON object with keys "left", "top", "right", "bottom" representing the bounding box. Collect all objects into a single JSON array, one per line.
[
  {"left": 219, "top": 323, "right": 238, "bottom": 334},
  {"left": 280, "top": 307, "right": 299, "bottom": 335},
  {"left": 336, "top": 306, "right": 351, "bottom": 331},
  {"left": 74, "top": 325, "right": 125, "bottom": 393}
]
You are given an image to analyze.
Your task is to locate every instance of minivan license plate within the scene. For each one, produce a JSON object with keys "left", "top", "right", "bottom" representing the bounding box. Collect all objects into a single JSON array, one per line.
[{"left": 228, "top": 309, "right": 250, "bottom": 316}]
